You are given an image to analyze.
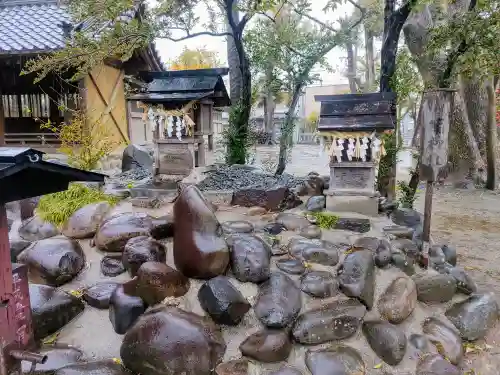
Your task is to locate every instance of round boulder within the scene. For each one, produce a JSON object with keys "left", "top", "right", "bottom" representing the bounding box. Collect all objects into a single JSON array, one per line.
[
  {"left": 120, "top": 306, "right": 226, "bottom": 375},
  {"left": 19, "top": 216, "right": 59, "bottom": 241},
  {"left": 62, "top": 202, "right": 111, "bottom": 239},
  {"left": 94, "top": 212, "right": 154, "bottom": 252},
  {"left": 377, "top": 276, "right": 417, "bottom": 324}
]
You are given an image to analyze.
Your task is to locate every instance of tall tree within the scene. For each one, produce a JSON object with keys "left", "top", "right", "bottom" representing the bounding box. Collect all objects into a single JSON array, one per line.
[
  {"left": 169, "top": 46, "right": 221, "bottom": 70},
  {"left": 246, "top": 0, "right": 366, "bottom": 175}
]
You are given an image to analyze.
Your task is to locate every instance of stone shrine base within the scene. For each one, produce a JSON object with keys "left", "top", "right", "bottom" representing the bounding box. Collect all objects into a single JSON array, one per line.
[{"left": 325, "top": 194, "right": 379, "bottom": 216}]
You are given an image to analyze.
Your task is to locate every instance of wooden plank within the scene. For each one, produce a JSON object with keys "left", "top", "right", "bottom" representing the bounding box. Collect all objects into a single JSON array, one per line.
[
  {"left": 419, "top": 90, "right": 454, "bottom": 182},
  {"left": 88, "top": 71, "right": 129, "bottom": 143}
]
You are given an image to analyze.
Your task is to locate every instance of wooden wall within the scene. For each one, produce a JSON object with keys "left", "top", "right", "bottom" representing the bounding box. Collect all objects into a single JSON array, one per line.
[{"left": 83, "top": 64, "right": 130, "bottom": 147}]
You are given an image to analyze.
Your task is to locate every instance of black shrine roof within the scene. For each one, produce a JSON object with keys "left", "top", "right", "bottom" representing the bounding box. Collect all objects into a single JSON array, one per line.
[
  {"left": 315, "top": 92, "right": 396, "bottom": 132},
  {"left": 0, "top": 147, "right": 105, "bottom": 203},
  {"left": 128, "top": 68, "right": 231, "bottom": 108}
]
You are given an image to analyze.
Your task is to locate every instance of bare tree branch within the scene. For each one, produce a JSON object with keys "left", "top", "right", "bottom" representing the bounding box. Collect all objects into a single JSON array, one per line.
[{"left": 165, "top": 30, "right": 232, "bottom": 42}]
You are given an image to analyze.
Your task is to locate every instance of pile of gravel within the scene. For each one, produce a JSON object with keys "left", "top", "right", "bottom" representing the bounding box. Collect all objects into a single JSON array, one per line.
[
  {"left": 106, "top": 168, "right": 153, "bottom": 188},
  {"left": 196, "top": 164, "right": 305, "bottom": 191}
]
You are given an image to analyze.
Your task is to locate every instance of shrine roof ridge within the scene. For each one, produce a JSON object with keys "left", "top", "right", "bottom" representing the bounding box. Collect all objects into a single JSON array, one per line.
[{"left": 138, "top": 68, "right": 230, "bottom": 82}]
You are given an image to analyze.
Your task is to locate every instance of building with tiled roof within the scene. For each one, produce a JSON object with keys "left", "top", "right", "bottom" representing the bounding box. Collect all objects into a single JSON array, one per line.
[{"left": 0, "top": 0, "right": 163, "bottom": 147}]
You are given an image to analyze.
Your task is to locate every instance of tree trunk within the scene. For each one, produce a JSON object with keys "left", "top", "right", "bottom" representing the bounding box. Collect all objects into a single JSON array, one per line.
[
  {"left": 485, "top": 77, "right": 497, "bottom": 189},
  {"left": 462, "top": 78, "right": 487, "bottom": 157},
  {"left": 226, "top": 5, "right": 242, "bottom": 104},
  {"left": 346, "top": 42, "right": 358, "bottom": 93},
  {"left": 264, "top": 67, "right": 276, "bottom": 140},
  {"left": 275, "top": 82, "right": 302, "bottom": 175},
  {"left": 364, "top": 27, "right": 375, "bottom": 90}
]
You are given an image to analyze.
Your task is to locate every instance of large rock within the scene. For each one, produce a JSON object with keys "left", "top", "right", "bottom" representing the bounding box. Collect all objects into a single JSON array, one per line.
[
  {"left": 362, "top": 321, "right": 407, "bottom": 366},
  {"left": 134, "top": 262, "right": 190, "bottom": 305},
  {"left": 338, "top": 250, "right": 376, "bottom": 309},
  {"left": 239, "top": 330, "right": 292, "bottom": 363},
  {"left": 122, "top": 236, "right": 166, "bottom": 277},
  {"left": 305, "top": 345, "right": 365, "bottom": 375},
  {"left": 390, "top": 208, "right": 422, "bottom": 228},
  {"left": 288, "top": 238, "right": 345, "bottom": 266},
  {"left": 300, "top": 271, "right": 339, "bottom": 298},
  {"left": 422, "top": 317, "right": 463, "bottom": 365},
  {"left": 121, "top": 143, "right": 153, "bottom": 172},
  {"left": 18, "top": 237, "right": 85, "bottom": 287},
  {"left": 254, "top": 272, "right": 301, "bottom": 328},
  {"left": 444, "top": 266, "right": 477, "bottom": 295},
  {"left": 62, "top": 202, "right": 111, "bottom": 239},
  {"left": 276, "top": 213, "right": 311, "bottom": 231},
  {"left": 377, "top": 276, "right": 417, "bottom": 324},
  {"left": 228, "top": 234, "right": 271, "bottom": 283},
  {"left": 30, "top": 284, "right": 85, "bottom": 341},
  {"left": 232, "top": 186, "right": 302, "bottom": 211},
  {"left": 391, "top": 251, "right": 416, "bottom": 276},
  {"left": 299, "top": 225, "right": 322, "bottom": 239},
  {"left": 100, "top": 255, "right": 125, "bottom": 277},
  {"left": 19, "top": 216, "right": 59, "bottom": 241},
  {"left": 292, "top": 298, "right": 366, "bottom": 345},
  {"left": 445, "top": 293, "right": 499, "bottom": 341},
  {"left": 109, "top": 284, "right": 145, "bottom": 335},
  {"left": 55, "top": 360, "right": 131, "bottom": 375},
  {"left": 174, "top": 185, "right": 230, "bottom": 279},
  {"left": 83, "top": 282, "right": 119, "bottom": 309},
  {"left": 412, "top": 271, "right": 456, "bottom": 303},
  {"left": 94, "top": 213, "right": 153, "bottom": 252},
  {"left": 198, "top": 276, "right": 250, "bottom": 326},
  {"left": 416, "top": 354, "right": 460, "bottom": 375},
  {"left": 120, "top": 306, "right": 226, "bottom": 375}
]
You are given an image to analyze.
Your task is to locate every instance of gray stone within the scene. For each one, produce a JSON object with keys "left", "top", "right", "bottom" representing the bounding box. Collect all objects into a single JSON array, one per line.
[
  {"left": 276, "top": 258, "right": 306, "bottom": 275},
  {"left": 416, "top": 354, "right": 460, "bottom": 375},
  {"left": 378, "top": 276, "right": 417, "bottom": 324},
  {"left": 239, "top": 330, "right": 292, "bottom": 363},
  {"left": 300, "top": 271, "right": 339, "bottom": 298},
  {"left": 445, "top": 293, "right": 499, "bottom": 341},
  {"left": 338, "top": 250, "right": 376, "bottom": 309},
  {"left": 292, "top": 298, "right": 365, "bottom": 344},
  {"left": 306, "top": 196, "right": 326, "bottom": 212},
  {"left": 228, "top": 234, "right": 271, "bottom": 283},
  {"left": 276, "top": 213, "right": 310, "bottom": 231},
  {"left": 390, "top": 208, "right": 422, "bottom": 228},
  {"left": 334, "top": 217, "right": 371, "bottom": 233},
  {"left": 422, "top": 317, "right": 463, "bottom": 365},
  {"left": 254, "top": 272, "right": 301, "bottom": 328},
  {"left": 412, "top": 271, "right": 456, "bottom": 303},
  {"left": 288, "top": 238, "right": 345, "bottom": 266},
  {"left": 362, "top": 321, "right": 407, "bottom": 366},
  {"left": 299, "top": 225, "right": 322, "bottom": 239},
  {"left": 222, "top": 221, "right": 254, "bottom": 234},
  {"left": 121, "top": 144, "right": 153, "bottom": 172}
]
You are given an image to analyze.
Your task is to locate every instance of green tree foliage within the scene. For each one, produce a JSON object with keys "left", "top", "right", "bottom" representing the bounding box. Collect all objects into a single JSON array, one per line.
[{"left": 245, "top": 0, "right": 366, "bottom": 174}]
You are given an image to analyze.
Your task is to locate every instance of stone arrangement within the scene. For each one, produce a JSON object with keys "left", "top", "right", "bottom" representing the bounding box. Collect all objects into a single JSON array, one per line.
[{"left": 6, "top": 174, "right": 499, "bottom": 375}]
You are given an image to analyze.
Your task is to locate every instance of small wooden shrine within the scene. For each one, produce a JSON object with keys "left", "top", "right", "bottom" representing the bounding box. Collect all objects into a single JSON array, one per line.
[
  {"left": 316, "top": 92, "right": 396, "bottom": 215},
  {"left": 128, "top": 68, "right": 230, "bottom": 178}
]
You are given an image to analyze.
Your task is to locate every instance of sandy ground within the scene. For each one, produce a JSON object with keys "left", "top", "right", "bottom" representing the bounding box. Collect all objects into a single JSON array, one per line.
[{"left": 21, "top": 145, "right": 500, "bottom": 374}]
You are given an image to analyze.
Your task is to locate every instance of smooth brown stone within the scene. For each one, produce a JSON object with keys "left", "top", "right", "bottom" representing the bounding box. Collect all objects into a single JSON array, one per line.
[
  {"left": 228, "top": 234, "right": 271, "bottom": 283},
  {"left": 120, "top": 306, "right": 226, "bottom": 375},
  {"left": 173, "top": 185, "right": 229, "bottom": 279},
  {"left": 94, "top": 212, "right": 153, "bottom": 252},
  {"left": 18, "top": 236, "right": 85, "bottom": 287},
  {"left": 135, "top": 261, "right": 190, "bottom": 305},
  {"left": 240, "top": 330, "right": 292, "bottom": 362},
  {"left": 377, "top": 276, "right": 417, "bottom": 324},
  {"left": 62, "top": 202, "right": 111, "bottom": 239},
  {"left": 83, "top": 282, "right": 119, "bottom": 309}
]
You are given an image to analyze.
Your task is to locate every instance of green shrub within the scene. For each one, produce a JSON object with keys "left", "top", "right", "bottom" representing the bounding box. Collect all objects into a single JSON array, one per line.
[
  {"left": 37, "top": 183, "right": 121, "bottom": 227},
  {"left": 307, "top": 211, "right": 339, "bottom": 229}
]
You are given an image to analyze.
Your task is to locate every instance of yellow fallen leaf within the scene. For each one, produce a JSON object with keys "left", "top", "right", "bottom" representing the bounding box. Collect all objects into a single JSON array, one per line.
[
  {"left": 42, "top": 332, "right": 59, "bottom": 345},
  {"left": 304, "top": 262, "right": 312, "bottom": 269},
  {"left": 373, "top": 363, "right": 383, "bottom": 369},
  {"left": 112, "top": 358, "right": 122, "bottom": 365},
  {"left": 67, "top": 289, "right": 83, "bottom": 298},
  {"left": 464, "top": 266, "right": 480, "bottom": 271}
]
